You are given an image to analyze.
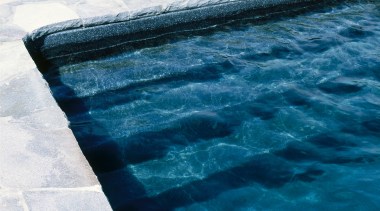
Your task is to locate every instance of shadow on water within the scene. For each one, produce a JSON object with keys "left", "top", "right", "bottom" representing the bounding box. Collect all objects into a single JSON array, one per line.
[
  {"left": 121, "top": 111, "right": 235, "bottom": 164},
  {"left": 81, "top": 59, "right": 238, "bottom": 112},
  {"left": 44, "top": 65, "right": 317, "bottom": 210},
  {"left": 45, "top": 60, "right": 257, "bottom": 209},
  {"left": 275, "top": 133, "right": 379, "bottom": 165},
  {"left": 45, "top": 72, "right": 380, "bottom": 210},
  {"left": 121, "top": 153, "right": 325, "bottom": 211},
  {"left": 119, "top": 133, "right": 379, "bottom": 210},
  {"left": 46, "top": 65, "right": 339, "bottom": 210}
]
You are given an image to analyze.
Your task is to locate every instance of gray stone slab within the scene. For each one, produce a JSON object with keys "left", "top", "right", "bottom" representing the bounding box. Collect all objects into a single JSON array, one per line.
[
  {"left": 0, "top": 22, "right": 110, "bottom": 211},
  {"left": 0, "top": 4, "right": 12, "bottom": 24},
  {"left": 23, "top": 189, "right": 112, "bottom": 211},
  {"left": 0, "top": 40, "right": 99, "bottom": 189},
  {"left": 0, "top": 68, "right": 66, "bottom": 121},
  {"left": 0, "top": 191, "right": 25, "bottom": 211},
  {"left": 71, "top": 0, "right": 128, "bottom": 18},
  {"left": 0, "top": 119, "right": 99, "bottom": 189},
  {"left": 12, "top": 2, "right": 79, "bottom": 32},
  {"left": 0, "top": 24, "right": 26, "bottom": 42},
  {"left": 0, "top": 41, "right": 35, "bottom": 81}
]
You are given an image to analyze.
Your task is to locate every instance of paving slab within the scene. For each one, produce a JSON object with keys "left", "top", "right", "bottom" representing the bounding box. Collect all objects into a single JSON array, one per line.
[
  {"left": 13, "top": 2, "right": 79, "bottom": 32},
  {"left": 0, "top": 43, "right": 112, "bottom": 209},
  {"left": 0, "top": 191, "right": 26, "bottom": 211},
  {"left": 23, "top": 188, "right": 109, "bottom": 211}
]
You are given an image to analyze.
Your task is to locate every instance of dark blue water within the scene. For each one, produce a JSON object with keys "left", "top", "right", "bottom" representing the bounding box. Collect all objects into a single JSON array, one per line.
[{"left": 45, "top": 1, "right": 380, "bottom": 210}]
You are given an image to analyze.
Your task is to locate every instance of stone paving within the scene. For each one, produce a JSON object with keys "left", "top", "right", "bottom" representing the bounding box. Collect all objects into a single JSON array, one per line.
[{"left": 0, "top": 0, "right": 242, "bottom": 209}]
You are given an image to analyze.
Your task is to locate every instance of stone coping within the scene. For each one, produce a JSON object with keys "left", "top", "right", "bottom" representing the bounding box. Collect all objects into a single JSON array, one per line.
[{"left": 23, "top": 0, "right": 316, "bottom": 73}]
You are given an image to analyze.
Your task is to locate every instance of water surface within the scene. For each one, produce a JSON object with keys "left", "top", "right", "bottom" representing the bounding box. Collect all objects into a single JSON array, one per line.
[{"left": 45, "top": 1, "right": 380, "bottom": 210}]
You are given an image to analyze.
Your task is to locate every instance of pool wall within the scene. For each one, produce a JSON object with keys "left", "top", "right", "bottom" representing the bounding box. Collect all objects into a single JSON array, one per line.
[{"left": 23, "top": 0, "right": 318, "bottom": 73}]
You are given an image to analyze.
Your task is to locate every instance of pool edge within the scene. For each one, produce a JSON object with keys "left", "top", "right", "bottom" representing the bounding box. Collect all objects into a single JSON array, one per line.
[{"left": 22, "top": 0, "right": 318, "bottom": 73}]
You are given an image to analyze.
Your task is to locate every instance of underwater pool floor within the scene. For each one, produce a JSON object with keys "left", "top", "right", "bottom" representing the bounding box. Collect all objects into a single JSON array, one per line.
[{"left": 45, "top": 1, "right": 380, "bottom": 210}]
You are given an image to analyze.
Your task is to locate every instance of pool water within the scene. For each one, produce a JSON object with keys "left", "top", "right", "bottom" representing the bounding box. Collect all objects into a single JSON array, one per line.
[{"left": 45, "top": 1, "right": 380, "bottom": 210}]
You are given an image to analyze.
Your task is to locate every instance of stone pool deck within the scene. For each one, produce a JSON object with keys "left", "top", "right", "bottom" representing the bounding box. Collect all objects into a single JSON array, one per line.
[{"left": 1, "top": 0, "right": 242, "bottom": 209}]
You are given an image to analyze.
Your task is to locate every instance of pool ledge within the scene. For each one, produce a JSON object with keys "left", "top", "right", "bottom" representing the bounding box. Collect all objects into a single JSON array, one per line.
[{"left": 22, "top": 0, "right": 317, "bottom": 73}]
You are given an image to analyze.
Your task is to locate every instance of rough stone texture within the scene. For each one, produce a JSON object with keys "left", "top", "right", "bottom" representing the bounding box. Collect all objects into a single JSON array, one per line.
[
  {"left": 0, "top": 41, "right": 34, "bottom": 80},
  {"left": 0, "top": 41, "right": 112, "bottom": 209},
  {"left": 23, "top": 188, "right": 109, "bottom": 211},
  {"left": 13, "top": 3, "right": 79, "bottom": 32},
  {"left": 0, "top": 119, "right": 98, "bottom": 188},
  {"left": 0, "top": 24, "right": 25, "bottom": 42},
  {"left": 0, "top": 191, "right": 26, "bottom": 211}
]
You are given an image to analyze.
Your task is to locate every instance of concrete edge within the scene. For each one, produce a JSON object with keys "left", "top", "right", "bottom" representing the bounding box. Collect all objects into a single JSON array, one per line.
[
  {"left": 22, "top": 0, "right": 319, "bottom": 73},
  {"left": 24, "top": 0, "right": 296, "bottom": 40}
]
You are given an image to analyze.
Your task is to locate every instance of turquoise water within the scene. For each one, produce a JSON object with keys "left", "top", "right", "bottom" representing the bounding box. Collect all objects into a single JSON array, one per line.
[{"left": 45, "top": 1, "right": 380, "bottom": 210}]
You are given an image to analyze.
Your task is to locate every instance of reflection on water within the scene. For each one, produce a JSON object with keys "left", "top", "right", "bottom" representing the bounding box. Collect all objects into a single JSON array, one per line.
[{"left": 45, "top": 1, "right": 380, "bottom": 210}]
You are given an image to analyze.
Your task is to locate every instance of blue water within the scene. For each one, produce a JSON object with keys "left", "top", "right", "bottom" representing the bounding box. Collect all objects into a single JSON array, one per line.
[{"left": 45, "top": 1, "right": 380, "bottom": 210}]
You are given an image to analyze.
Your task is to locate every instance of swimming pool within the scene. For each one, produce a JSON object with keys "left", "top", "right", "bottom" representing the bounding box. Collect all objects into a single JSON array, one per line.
[{"left": 25, "top": 0, "right": 379, "bottom": 210}]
